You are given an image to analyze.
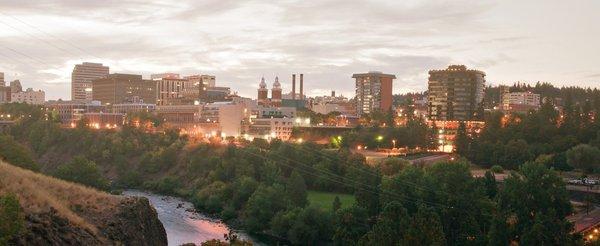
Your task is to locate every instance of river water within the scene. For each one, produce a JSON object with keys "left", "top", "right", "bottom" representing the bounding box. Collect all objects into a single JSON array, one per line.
[{"left": 123, "top": 190, "right": 262, "bottom": 246}]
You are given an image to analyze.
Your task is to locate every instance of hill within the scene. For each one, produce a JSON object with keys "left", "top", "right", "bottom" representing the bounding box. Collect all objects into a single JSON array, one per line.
[{"left": 0, "top": 161, "right": 167, "bottom": 245}]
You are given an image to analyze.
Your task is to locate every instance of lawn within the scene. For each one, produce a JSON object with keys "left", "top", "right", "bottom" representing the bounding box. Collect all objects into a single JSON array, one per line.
[{"left": 307, "top": 190, "right": 356, "bottom": 211}]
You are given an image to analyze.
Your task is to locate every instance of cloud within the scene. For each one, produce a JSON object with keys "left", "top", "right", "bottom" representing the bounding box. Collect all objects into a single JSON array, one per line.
[{"left": 0, "top": 0, "right": 598, "bottom": 100}]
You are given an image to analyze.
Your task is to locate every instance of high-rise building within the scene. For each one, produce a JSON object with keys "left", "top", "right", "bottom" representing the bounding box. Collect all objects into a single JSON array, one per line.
[
  {"left": 72, "top": 62, "right": 109, "bottom": 102},
  {"left": 352, "top": 71, "right": 395, "bottom": 116},
  {"left": 0, "top": 72, "right": 7, "bottom": 103},
  {"left": 427, "top": 65, "right": 485, "bottom": 121},
  {"left": 183, "top": 74, "right": 216, "bottom": 102},
  {"left": 156, "top": 77, "right": 194, "bottom": 106},
  {"left": 92, "top": 73, "right": 156, "bottom": 105}
]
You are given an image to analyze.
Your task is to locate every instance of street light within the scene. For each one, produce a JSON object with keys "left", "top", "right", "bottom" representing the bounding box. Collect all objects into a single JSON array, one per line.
[
  {"left": 392, "top": 139, "right": 396, "bottom": 149},
  {"left": 376, "top": 135, "right": 383, "bottom": 149}
]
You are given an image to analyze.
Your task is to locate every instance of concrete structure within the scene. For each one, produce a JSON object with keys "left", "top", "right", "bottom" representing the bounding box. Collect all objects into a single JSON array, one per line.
[
  {"left": 84, "top": 112, "right": 125, "bottom": 129},
  {"left": 247, "top": 117, "right": 294, "bottom": 141},
  {"left": 427, "top": 65, "right": 485, "bottom": 121},
  {"left": 0, "top": 86, "right": 10, "bottom": 104},
  {"left": 45, "top": 100, "right": 105, "bottom": 124},
  {"left": 0, "top": 72, "right": 3, "bottom": 85},
  {"left": 72, "top": 62, "right": 109, "bottom": 102},
  {"left": 151, "top": 73, "right": 180, "bottom": 80},
  {"left": 200, "top": 102, "right": 246, "bottom": 137},
  {"left": 205, "top": 87, "right": 232, "bottom": 103},
  {"left": 111, "top": 103, "right": 156, "bottom": 114},
  {"left": 185, "top": 74, "right": 216, "bottom": 102},
  {"left": 156, "top": 105, "right": 203, "bottom": 126},
  {"left": 501, "top": 91, "right": 541, "bottom": 113},
  {"left": 312, "top": 102, "right": 356, "bottom": 116},
  {"left": 352, "top": 71, "right": 395, "bottom": 116},
  {"left": 92, "top": 74, "right": 156, "bottom": 105},
  {"left": 11, "top": 88, "right": 45, "bottom": 105},
  {"left": 156, "top": 77, "right": 187, "bottom": 105},
  {"left": 9, "top": 80, "right": 22, "bottom": 93}
]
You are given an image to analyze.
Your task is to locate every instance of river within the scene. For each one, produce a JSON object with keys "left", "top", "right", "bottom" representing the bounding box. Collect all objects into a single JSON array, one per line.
[{"left": 123, "top": 190, "right": 263, "bottom": 246}]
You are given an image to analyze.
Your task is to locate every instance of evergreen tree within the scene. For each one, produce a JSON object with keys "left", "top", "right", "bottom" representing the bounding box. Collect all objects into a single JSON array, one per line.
[
  {"left": 403, "top": 205, "right": 446, "bottom": 245},
  {"left": 455, "top": 122, "right": 469, "bottom": 156},
  {"left": 332, "top": 196, "right": 342, "bottom": 212},
  {"left": 287, "top": 170, "right": 308, "bottom": 207}
]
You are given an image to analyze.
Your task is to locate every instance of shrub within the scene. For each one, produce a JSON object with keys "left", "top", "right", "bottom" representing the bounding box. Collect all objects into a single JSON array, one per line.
[{"left": 491, "top": 165, "right": 504, "bottom": 173}]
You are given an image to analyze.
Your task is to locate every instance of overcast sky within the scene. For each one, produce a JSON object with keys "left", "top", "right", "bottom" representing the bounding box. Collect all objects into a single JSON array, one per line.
[{"left": 0, "top": 0, "right": 599, "bottom": 100}]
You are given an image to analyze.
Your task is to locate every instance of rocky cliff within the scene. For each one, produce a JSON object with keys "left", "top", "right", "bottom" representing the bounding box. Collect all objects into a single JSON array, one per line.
[{"left": 0, "top": 161, "right": 167, "bottom": 245}]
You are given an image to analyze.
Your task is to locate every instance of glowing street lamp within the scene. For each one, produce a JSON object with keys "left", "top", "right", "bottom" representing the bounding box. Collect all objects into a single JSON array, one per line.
[{"left": 392, "top": 139, "right": 396, "bottom": 149}]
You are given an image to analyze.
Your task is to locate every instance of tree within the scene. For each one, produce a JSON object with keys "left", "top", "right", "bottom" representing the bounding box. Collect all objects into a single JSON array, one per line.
[
  {"left": 359, "top": 202, "right": 409, "bottom": 245},
  {"left": 378, "top": 157, "right": 409, "bottom": 176},
  {"left": 54, "top": 156, "right": 109, "bottom": 190},
  {"left": 566, "top": 144, "right": 600, "bottom": 173},
  {"left": 455, "top": 122, "right": 469, "bottom": 156},
  {"left": 287, "top": 170, "right": 308, "bottom": 207},
  {"left": 0, "top": 135, "right": 38, "bottom": 171},
  {"left": 482, "top": 171, "right": 498, "bottom": 198},
  {"left": 243, "top": 185, "right": 289, "bottom": 233},
  {"left": 332, "top": 196, "right": 342, "bottom": 212},
  {"left": 495, "top": 162, "right": 575, "bottom": 244},
  {"left": 0, "top": 193, "right": 24, "bottom": 244},
  {"left": 403, "top": 206, "right": 446, "bottom": 245},
  {"left": 333, "top": 205, "right": 369, "bottom": 245}
]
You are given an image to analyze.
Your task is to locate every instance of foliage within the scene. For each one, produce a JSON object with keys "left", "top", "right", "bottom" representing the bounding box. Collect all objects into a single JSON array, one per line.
[
  {"left": 493, "top": 162, "right": 575, "bottom": 244},
  {"left": 54, "top": 156, "right": 109, "bottom": 190},
  {"left": 566, "top": 144, "right": 600, "bottom": 173},
  {"left": 490, "top": 165, "right": 504, "bottom": 173},
  {"left": 0, "top": 135, "right": 38, "bottom": 171},
  {"left": 0, "top": 193, "right": 24, "bottom": 245}
]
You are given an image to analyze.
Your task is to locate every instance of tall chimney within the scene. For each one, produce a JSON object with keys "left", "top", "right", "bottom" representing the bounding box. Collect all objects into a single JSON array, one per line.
[
  {"left": 299, "top": 73, "right": 304, "bottom": 100},
  {"left": 292, "top": 74, "right": 296, "bottom": 100}
]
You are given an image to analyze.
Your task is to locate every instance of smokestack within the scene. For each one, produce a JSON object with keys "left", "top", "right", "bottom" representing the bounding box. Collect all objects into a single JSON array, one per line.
[
  {"left": 300, "top": 74, "right": 304, "bottom": 100},
  {"left": 292, "top": 74, "right": 296, "bottom": 100}
]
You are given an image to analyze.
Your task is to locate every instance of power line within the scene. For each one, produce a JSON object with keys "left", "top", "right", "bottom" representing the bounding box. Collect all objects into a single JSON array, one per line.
[
  {"left": 0, "top": 17, "right": 81, "bottom": 58},
  {"left": 281, "top": 142, "right": 440, "bottom": 194},
  {"left": 237, "top": 146, "right": 452, "bottom": 210},
  {"left": 0, "top": 12, "right": 102, "bottom": 60}
]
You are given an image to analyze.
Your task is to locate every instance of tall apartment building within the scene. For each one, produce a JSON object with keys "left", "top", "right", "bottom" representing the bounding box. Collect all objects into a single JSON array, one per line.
[
  {"left": 11, "top": 88, "right": 45, "bottom": 105},
  {"left": 0, "top": 73, "right": 9, "bottom": 103},
  {"left": 92, "top": 73, "right": 156, "bottom": 105},
  {"left": 427, "top": 65, "right": 485, "bottom": 121},
  {"left": 72, "top": 62, "right": 109, "bottom": 102},
  {"left": 352, "top": 71, "right": 395, "bottom": 116}
]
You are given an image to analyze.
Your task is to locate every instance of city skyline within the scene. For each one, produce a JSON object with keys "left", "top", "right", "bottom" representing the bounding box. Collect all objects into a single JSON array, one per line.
[{"left": 0, "top": 0, "right": 599, "bottom": 100}]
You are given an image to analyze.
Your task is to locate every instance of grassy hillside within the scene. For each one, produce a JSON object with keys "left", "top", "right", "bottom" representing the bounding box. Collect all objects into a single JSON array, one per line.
[{"left": 0, "top": 161, "right": 167, "bottom": 245}]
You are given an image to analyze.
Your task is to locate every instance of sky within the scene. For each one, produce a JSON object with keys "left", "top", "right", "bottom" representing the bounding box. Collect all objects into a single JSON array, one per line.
[{"left": 0, "top": 0, "right": 599, "bottom": 100}]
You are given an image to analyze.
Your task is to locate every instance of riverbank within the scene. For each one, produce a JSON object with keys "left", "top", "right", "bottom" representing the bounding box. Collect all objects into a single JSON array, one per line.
[{"left": 122, "top": 190, "right": 263, "bottom": 246}]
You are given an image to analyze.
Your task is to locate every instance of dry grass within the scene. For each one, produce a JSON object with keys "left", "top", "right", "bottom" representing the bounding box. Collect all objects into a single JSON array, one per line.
[{"left": 0, "top": 161, "right": 121, "bottom": 233}]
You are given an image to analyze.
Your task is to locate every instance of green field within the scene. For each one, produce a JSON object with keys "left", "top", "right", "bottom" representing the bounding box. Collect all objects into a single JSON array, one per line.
[{"left": 307, "top": 191, "right": 356, "bottom": 211}]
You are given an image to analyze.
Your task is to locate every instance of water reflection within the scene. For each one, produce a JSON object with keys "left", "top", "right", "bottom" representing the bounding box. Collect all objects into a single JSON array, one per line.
[{"left": 123, "top": 190, "right": 259, "bottom": 246}]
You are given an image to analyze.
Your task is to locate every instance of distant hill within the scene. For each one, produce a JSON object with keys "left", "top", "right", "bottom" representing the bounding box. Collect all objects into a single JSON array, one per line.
[{"left": 0, "top": 161, "right": 167, "bottom": 245}]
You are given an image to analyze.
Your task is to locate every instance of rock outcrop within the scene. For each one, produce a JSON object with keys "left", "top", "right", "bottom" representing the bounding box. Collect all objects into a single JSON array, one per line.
[{"left": 0, "top": 161, "right": 167, "bottom": 245}]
